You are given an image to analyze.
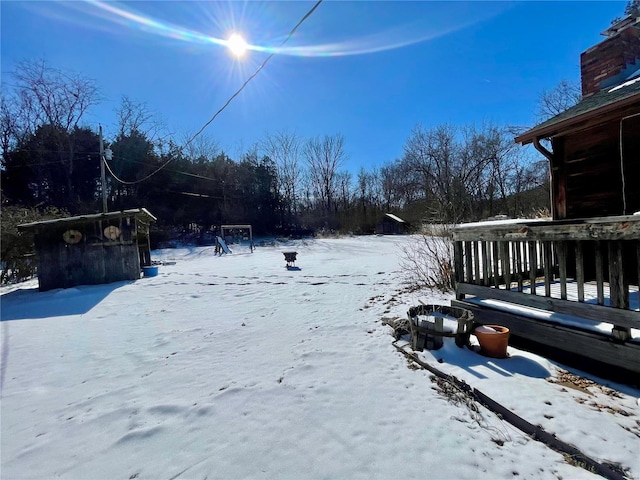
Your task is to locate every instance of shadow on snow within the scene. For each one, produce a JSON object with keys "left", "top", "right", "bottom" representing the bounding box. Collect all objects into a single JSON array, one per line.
[{"left": 0, "top": 281, "right": 131, "bottom": 321}]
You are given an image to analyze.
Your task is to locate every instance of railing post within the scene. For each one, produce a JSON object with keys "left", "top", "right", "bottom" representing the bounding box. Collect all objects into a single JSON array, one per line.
[
  {"left": 557, "top": 241, "right": 568, "bottom": 300},
  {"left": 575, "top": 241, "right": 585, "bottom": 303},
  {"left": 637, "top": 242, "right": 640, "bottom": 296},
  {"left": 528, "top": 241, "right": 537, "bottom": 295},
  {"left": 595, "top": 240, "right": 605, "bottom": 305},
  {"left": 608, "top": 241, "right": 631, "bottom": 341},
  {"left": 514, "top": 242, "right": 524, "bottom": 292},
  {"left": 464, "top": 241, "right": 473, "bottom": 286},
  {"left": 481, "top": 241, "right": 490, "bottom": 286},
  {"left": 454, "top": 241, "right": 464, "bottom": 300},
  {"left": 543, "top": 241, "right": 553, "bottom": 298},
  {"left": 473, "top": 241, "right": 480, "bottom": 286},
  {"left": 608, "top": 241, "right": 629, "bottom": 309},
  {"left": 450, "top": 217, "right": 640, "bottom": 353},
  {"left": 492, "top": 242, "right": 500, "bottom": 288},
  {"left": 501, "top": 241, "right": 511, "bottom": 291}
]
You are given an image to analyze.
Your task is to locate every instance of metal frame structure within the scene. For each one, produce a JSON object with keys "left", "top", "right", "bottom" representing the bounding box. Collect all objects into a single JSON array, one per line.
[{"left": 220, "top": 224, "right": 254, "bottom": 253}]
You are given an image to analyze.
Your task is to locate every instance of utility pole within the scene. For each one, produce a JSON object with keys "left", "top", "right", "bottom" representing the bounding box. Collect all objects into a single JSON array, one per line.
[{"left": 99, "top": 125, "right": 108, "bottom": 213}]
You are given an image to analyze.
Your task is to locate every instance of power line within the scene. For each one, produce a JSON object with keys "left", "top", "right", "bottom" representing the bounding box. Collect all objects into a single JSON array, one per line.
[
  {"left": 105, "top": 155, "right": 223, "bottom": 182},
  {"left": 169, "top": 191, "right": 221, "bottom": 199},
  {"left": 2, "top": 148, "right": 227, "bottom": 184},
  {"left": 182, "top": 0, "right": 324, "bottom": 149},
  {"left": 104, "top": 0, "right": 324, "bottom": 186}
]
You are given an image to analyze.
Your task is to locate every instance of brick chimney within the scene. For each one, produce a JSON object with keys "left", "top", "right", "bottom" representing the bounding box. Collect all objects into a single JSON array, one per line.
[{"left": 580, "top": 16, "right": 640, "bottom": 97}]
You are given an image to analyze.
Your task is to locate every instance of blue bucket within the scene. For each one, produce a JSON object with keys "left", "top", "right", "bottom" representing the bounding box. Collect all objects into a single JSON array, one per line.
[{"left": 142, "top": 266, "right": 159, "bottom": 277}]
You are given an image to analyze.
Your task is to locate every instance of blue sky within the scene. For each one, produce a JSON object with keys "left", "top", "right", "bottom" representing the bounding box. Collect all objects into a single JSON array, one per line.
[{"left": 1, "top": 1, "right": 626, "bottom": 172}]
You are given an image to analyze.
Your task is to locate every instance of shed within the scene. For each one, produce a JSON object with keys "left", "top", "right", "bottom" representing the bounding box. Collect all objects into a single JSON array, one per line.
[
  {"left": 375, "top": 213, "right": 407, "bottom": 235},
  {"left": 18, "top": 208, "right": 156, "bottom": 291}
]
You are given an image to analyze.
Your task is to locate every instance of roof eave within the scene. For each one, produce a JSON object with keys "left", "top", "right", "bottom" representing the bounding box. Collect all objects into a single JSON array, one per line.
[
  {"left": 515, "top": 92, "right": 640, "bottom": 145},
  {"left": 17, "top": 208, "right": 157, "bottom": 231}
]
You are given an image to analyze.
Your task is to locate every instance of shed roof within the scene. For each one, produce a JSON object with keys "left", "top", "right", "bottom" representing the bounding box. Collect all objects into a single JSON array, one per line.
[
  {"left": 515, "top": 76, "right": 640, "bottom": 145},
  {"left": 17, "top": 208, "right": 156, "bottom": 231},
  {"left": 384, "top": 213, "right": 406, "bottom": 223}
]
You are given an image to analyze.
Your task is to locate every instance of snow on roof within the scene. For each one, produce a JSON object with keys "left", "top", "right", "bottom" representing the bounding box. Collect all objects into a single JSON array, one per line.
[
  {"left": 626, "top": 67, "right": 640, "bottom": 80},
  {"left": 17, "top": 208, "right": 156, "bottom": 230},
  {"left": 384, "top": 213, "right": 406, "bottom": 223},
  {"left": 455, "top": 217, "right": 551, "bottom": 229},
  {"left": 515, "top": 78, "right": 640, "bottom": 144},
  {"left": 608, "top": 74, "right": 640, "bottom": 93}
]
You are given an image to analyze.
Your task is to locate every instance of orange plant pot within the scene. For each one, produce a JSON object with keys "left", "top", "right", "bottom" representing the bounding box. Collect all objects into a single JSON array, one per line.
[{"left": 473, "top": 325, "right": 510, "bottom": 358}]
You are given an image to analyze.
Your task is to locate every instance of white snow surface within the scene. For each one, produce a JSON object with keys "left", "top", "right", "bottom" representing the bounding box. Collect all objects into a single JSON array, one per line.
[{"left": 1, "top": 236, "right": 639, "bottom": 480}]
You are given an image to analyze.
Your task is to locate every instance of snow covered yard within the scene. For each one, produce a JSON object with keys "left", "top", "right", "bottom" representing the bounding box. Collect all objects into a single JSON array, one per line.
[{"left": 1, "top": 235, "right": 639, "bottom": 479}]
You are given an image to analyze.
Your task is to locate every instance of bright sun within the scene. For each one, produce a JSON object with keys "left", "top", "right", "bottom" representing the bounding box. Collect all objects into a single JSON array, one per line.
[{"left": 227, "top": 33, "right": 248, "bottom": 58}]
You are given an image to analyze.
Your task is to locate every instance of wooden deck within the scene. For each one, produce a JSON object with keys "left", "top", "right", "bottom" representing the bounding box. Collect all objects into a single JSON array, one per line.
[{"left": 452, "top": 215, "right": 640, "bottom": 376}]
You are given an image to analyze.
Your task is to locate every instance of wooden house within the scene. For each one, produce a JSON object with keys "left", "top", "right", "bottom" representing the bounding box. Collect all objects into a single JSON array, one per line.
[
  {"left": 18, "top": 208, "right": 156, "bottom": 291},
  {"left": 376, "top": 213, "right": 407, "bottom": 235},
  {"left": 451, "top": 16, "right": 640, "bottom": 376}
]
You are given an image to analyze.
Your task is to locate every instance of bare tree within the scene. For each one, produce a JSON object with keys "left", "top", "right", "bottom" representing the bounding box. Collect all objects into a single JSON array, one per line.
[
  {"left": 0, "top": 94, "right": 21, "bottom": 163},
  {"left": 402, "top": 124, "right": 464, "bottom": 221},
  {"left": 536, "top": 79, "right": 581, "bottom": 121},
  {"left": 357, "top": 167, "right": 381, "bottom": 211},
  {"left": 462, "top": 124, "right": 549, "bottom": 219},
  {"left": 4, "top": 60, "right": 101, "bottom": 211},
  {"left": 379, "top": 159, "right": 418, "bottom": 210},
  {"left": 180, "top": 133, "right": 220, "bottom": 163},
  {"left": 262, "top": 130, "right": 303, "bottom": 223},
  {"left": 303, "top": 134, "right": 346, "bottom": 214},
  {"left": 611, "top": 0, "right": 640, "bottom": 24},
  {"left": 400, "top": 122, "right": 540, "bottom": 223},
  {"left": 116, "top": 96, "right": 152, "bottom": 136},
  {"left": 116, "top": 95, "right": 172, "bottom": 154},
  {"left": 626, "top": 0, "right": 640, "bottom": 15},
  {"left": 13, "top": 59, "right": 99, "bottom": 133},
  {"left": 335, "top": 170, "right": 353, "bottom": 212},
  {"left": 459, "top": 123, "right": 516, "bottom": 218}
]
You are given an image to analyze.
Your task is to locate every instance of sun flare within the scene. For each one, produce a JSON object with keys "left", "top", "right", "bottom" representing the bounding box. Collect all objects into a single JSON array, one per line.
[{"left": 227, "top": 33, "right": 248, "bottom": 57}]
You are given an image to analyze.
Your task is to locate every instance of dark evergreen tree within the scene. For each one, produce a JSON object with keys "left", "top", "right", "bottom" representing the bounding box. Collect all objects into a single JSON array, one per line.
[{"left": 1, "top": 125, "right": 100, "bottom": 213}]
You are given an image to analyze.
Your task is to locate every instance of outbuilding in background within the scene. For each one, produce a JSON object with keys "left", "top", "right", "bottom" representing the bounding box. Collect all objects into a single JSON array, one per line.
[{"left": 375, "top": 213, "right": 407, "bottom": 235}]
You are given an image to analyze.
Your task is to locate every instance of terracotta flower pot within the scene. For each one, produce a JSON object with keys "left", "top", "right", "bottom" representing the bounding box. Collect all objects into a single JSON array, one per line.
[{"left": 474, "top": 325, "right": 510, "bottom": 358}]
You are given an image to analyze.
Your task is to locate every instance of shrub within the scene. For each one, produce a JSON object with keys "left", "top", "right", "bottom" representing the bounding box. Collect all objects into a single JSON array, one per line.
[
  {"left": 399, "top": 224, "right": 455, "bottom": 293},
  {"left": 1, "top": 206, "right": 68, "bottom": 284}
]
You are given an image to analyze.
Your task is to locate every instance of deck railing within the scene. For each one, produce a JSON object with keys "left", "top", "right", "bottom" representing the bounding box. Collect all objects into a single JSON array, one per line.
[{"left": 452, "top": 215, "right": 640, "bottom": 341}]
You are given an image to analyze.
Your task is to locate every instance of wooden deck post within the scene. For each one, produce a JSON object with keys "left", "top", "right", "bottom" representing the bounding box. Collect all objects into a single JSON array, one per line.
[
  {"left": 575, "top": 241, "right": 585, "bottom": 302},
  {"left": 454, "top": 241, "right": 464, "bottom": 300},
  {"left": 528, "top": 241, "right": 537, "bottom": 294}
]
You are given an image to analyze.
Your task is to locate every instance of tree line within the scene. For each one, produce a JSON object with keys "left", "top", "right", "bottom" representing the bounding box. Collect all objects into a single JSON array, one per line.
[{"left": 2, "top": 60, "right": 550, "bottom": 248}]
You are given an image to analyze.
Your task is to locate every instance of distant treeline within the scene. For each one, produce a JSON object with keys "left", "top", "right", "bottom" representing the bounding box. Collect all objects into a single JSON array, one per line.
[{"left": 1, "top": 60, "right": 549, "bottom": 247}]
